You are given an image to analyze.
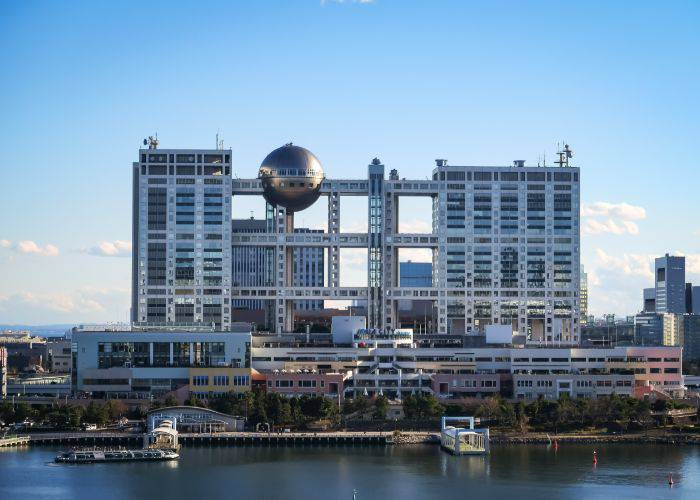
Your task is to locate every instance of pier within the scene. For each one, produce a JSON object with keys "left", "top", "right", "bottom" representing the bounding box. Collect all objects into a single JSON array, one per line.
[{"left": 27, "top": 431, "right": 393, "bottom": 447}]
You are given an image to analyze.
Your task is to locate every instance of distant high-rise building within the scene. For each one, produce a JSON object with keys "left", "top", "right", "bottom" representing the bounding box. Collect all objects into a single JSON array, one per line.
[
  {"left": 643, "top": 288, "right": 656, "bottom": 313},
  {"left": 400, "top": 261, "right": 433, "bottom": 287},
  {"left": 662, "top": 313, "right": 684, "bottom": 347},
  {"left": 132, "top": 146, "right": 233, "bottom": 329},
  {"left": 230, "top": 220, "right": 324, "bottom": 312},
  {"left": 580, "top": 265, "right": 588, "bottom": 324},
  {"left": 693, "top": 286, "right": 700, "bottom": 315},
  {"left": 683, "top": 314, "right": 700, "bottom": 361},
  {"left": 634, "top": 312, "right": 664, "bottom": 346},
  {"left": 231, "top": 218, "right": 273, "bottom": 310},
  {"left": 293, "top": 228, "right": 325, "bottom": 311},
  {"left": 655, "top": 254, "right": 685, "bottom": 314}
]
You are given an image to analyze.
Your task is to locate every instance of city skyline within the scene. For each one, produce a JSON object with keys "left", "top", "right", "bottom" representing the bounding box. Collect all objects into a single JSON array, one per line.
[{"left": 1, "top": 1, "right": 700, "bottom": 324}]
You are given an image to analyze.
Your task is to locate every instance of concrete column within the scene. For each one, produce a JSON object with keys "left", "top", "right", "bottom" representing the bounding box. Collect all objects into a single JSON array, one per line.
[{"left": 327, "top": 190, "right": 340, "bottom": 288}]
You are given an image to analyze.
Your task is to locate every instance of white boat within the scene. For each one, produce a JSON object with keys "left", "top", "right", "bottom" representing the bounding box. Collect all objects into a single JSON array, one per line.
[{"left": 55, "top": 448, "right": 179, "bottom": 464}]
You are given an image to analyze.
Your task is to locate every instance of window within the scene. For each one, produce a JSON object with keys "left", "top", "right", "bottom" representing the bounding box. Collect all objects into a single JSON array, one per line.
[
  {"left": 192, "top": 376, "right": 209, "bottom": 386},
  {"left": 213, "top": 375, "right": 229, "bottom": 386}
]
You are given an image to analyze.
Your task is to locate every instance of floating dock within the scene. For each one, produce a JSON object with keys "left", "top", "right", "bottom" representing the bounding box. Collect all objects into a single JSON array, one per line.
[{"left": 440, "top": 417, "right": 489, "bottom": 455}]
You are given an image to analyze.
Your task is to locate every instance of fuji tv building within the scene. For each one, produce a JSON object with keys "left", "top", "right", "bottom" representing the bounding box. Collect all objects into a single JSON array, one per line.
[{"left": 123, "top": 141, "right": 684, "bottom": 402}]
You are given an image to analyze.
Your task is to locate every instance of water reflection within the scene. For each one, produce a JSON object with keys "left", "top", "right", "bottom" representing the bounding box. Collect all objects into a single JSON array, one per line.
[{"left": 0, "top": 444, "right": 697, "bottom": 500}]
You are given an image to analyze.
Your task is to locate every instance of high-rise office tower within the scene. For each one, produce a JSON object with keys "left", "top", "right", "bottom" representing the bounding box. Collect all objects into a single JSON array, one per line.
[
  {"left": 580, "top": 265, "right": 588, "bottom": 325},
  {"left": 654, "top": 254, "right": 685, "bottom": 314},
  {"left": 132, "top": 143, "right": 233, "bottom": 329}
]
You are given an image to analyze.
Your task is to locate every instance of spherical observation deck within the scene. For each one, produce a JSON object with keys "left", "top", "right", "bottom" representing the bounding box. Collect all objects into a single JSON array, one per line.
[{"left": 258, "top": 144, "right": 325, "bottom": 212}]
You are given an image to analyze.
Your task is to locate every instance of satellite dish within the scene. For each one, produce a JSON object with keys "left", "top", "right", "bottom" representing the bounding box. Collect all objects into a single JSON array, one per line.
[{"left": 143, "top": 139, "right": 148, "bottom": 146}]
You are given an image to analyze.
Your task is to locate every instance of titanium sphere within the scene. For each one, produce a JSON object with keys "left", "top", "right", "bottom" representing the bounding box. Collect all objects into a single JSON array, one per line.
[{"left": 258, "top": 144, "right": 325, "bottom": 212}]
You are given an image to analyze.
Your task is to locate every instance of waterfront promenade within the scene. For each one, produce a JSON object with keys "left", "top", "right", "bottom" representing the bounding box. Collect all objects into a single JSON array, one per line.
[{"left": 26, "top": 431, "right": 398, "bottom": 447}]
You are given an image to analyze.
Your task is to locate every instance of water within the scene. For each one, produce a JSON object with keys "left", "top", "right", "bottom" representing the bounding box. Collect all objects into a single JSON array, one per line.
[{"left": 1, "top": 444, "right": 698, "bottom": 499}]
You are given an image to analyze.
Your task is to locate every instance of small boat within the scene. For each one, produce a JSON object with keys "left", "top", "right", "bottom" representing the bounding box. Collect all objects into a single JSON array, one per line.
[{"left": 55, "top": 448, "right": 179, "bottom": 464}]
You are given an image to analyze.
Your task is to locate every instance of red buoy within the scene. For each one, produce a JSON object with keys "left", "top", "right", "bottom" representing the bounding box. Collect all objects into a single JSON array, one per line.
[
  {"left": 553, "top": 439, "right": 559, "bottom": 451},
  {"left": 592, "top": 450, "right": 598, "bottom": 465},
  {"left": 669, "top": 474, "right": 674, "bottom": 487}
]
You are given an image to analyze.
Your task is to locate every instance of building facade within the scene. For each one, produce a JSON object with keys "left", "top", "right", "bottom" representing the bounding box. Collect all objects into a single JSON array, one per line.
[
  {"left": 73, "top": 327, "right": 250, "bottom": 398},
  {"left": 132, "top": 146, "right": 233, "bottom": 329},
  {"left": 250, "top": 338, "right": 684, "bottom": 400},
  {"left": 580, "top": 265, "right": 588, "bottom": 325},
  {"left": 231, "top": 217, "right": 273, "bottom": 310}
]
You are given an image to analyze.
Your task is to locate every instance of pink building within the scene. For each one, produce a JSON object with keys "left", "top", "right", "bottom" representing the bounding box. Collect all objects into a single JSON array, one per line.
[
  {"left": 431, "top": 373, "right": 501, "bottom": 398},
  {"left": 265, "top": 371, "right": 348, "bottom": 401}
]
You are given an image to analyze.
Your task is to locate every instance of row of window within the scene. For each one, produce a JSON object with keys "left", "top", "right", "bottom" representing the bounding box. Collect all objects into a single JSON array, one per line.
[
  {"left": 267, "top": 379, "right": 326, "bottom": 388},
  {"left": 191, "top": 375, "right": 251, "bottom": 387}
]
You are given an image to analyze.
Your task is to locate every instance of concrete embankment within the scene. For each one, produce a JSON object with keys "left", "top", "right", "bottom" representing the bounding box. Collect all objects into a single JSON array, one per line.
[
  {"left": 391, "top": 432, "right": 440, "bottom": 445},
  {"left": 490, "top": 432, "right": 700, "bottom": 445}
]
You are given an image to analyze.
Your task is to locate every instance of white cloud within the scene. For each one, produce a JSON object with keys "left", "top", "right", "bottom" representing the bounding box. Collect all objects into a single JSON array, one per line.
[
  {"left": 582, "top": 218, "right": 640, "bottom": 236},
  {"left": 0, "top": 239, "right": 60, "bottom": 256},
  {"left": 581, "top": 201, "right": 646, "bottom": 237},
  {"left": 83, "top": 240, "right": 132, "bottom": 257},
  {"left": 593, "top": 248, "right": 654, "bottom": 279},
  {"left": 671, "top": 252, "right": 700, "bottom": 276},
  {"left": 581, "top": 202, "right": 646, "bottom": 220},
  {"left": 398, "top": 219, "right": 433, "bottom": 234},
  {"left": 0, "top": 286, "right": 130, "bottom": 324}
]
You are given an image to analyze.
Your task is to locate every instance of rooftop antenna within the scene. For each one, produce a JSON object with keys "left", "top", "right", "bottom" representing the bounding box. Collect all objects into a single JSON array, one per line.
[
  {"left": 145, "top": 134, "right": 159, "bottom": 150},
  {"left": 555, "top": 141, "right": 573, "bottom": 167},
  {"left": 216, "top": 131, "right": 224, "bottom": 150}
]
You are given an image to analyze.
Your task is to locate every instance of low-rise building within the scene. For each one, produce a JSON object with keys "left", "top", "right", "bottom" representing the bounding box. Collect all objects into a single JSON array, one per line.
[
  {"left": 146, "top": 406, "right": 244, "bottom": 433},
  {"left": 45, "top": 340, "right": 72, "bottom": 374},
  {"left": 6, "top": 374, "right": 71, "bottom": 398},
  {"left": 189, "top": 367, "right": 253, "bottom": 399},
  {"left": 265, "top": 370, "right": 348, "bottom": 400},
  {"left": 73, "top": 327, "right": 251, "bottom": 399},
  {"left": 251, "top": 334, "right": 685, "bottom": 401}
]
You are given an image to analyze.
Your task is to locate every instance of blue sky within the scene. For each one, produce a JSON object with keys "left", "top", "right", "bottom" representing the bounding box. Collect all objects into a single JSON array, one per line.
[{"left": 1, "top": 0, "right": 699, "bottom": 324}]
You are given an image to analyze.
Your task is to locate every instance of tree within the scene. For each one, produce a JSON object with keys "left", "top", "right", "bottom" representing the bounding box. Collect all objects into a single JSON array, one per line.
[
  {"left": 515, "top": 401, "right": 529, "bottom": 433},
  {"left": 184, "top": 396, "right": 207, "bottom": 409},
  {"left": 84, "top": 402, "right": 109, "bottom": 426},
  {"left": 555, "top": 396, "right": 579, "bottom": 432},
  {"left": 321, "top": 398, "right": 340, "bottom": 427},
  {"left": 104, "top": 400, "right": 127, "bottom": 421},
  {"left": 403, "top": 393, "right": 444, "bottom": 420},
  {"left": 163, "top": 395, "right": 178, "bottom": 407},
  {"left": 373, "top": 395, "right": 389, "bottom": 420}
]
